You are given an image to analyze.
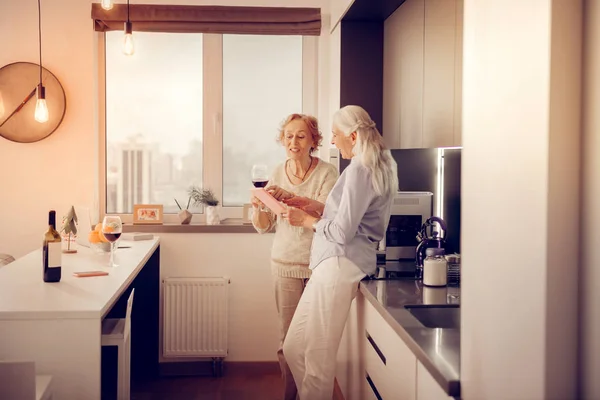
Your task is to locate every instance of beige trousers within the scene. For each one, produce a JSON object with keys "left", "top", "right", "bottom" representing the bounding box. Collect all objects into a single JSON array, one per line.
[
  {"left": 274, "top": 275, "right": 309, "bottom": 400},
  {"left": 283, "top": 256, "right": 366, "bottom": 400}
]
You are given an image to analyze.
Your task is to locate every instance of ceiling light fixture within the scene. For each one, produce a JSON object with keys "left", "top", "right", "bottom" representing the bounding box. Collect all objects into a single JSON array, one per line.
[
  {"left": 34, "top": 0, "right": 48, "bottom": 123},
  {"left": 122, "top": 0, "right": 134, "bottom": 56},
  {"left": 101, "top": 0, "right": 113, "bottom": 11}
]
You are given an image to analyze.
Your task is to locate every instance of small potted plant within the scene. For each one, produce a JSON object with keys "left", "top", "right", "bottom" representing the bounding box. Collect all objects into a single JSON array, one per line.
[
  {"left": 189, "top": 186, "right": 221, "bottom": 225},
  {"left": 61, "top": 206, "right": 78, "bottom": 254},
  {"left": 174, "top": 196, "right": 193, "bottom": 224}
]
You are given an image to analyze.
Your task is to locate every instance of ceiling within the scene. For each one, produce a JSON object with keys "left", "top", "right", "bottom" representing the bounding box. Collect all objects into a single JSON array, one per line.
[{"left": 342, "top": 0, "right": 407, "bottom": 22}]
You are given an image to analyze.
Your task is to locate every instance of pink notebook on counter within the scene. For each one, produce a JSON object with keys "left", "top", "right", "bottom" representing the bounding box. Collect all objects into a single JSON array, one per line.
[{"left": 250, "top": 188, "right": 287, "bottom": 215}]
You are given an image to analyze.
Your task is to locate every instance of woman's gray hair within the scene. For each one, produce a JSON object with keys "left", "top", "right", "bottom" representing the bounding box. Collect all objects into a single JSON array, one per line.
[{"left": 333, "top": 105, "right": 399, "bottom": 196}]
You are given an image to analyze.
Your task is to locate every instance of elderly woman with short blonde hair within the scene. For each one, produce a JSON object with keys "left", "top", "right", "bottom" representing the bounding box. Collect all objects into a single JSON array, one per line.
[{"left": 251, "top": 113, "right": 338, "bottom": 400}]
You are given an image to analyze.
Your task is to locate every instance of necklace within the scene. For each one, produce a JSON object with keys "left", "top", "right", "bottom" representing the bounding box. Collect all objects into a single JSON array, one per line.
[{"left": 288, "top": 156, "right": 313, "bottom": 182}]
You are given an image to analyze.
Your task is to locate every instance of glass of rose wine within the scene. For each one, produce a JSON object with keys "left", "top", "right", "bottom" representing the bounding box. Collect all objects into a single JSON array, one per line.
[{"left": 102, "top": 215, "right": 122, "bottom": 267}]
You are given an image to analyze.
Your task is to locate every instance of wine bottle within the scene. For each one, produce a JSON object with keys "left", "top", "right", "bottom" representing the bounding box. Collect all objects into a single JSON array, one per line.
[{"left": 42, "top": 210, "right": 62, "bottom": 283}]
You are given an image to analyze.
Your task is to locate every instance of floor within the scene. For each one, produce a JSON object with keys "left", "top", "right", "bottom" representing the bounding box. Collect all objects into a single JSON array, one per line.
[{"left": 130, "top": 367, "right": 284, "bottom": 400}]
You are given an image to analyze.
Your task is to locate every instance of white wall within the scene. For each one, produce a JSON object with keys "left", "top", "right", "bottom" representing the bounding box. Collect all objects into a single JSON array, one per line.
[
  {"left": 320, "top": 21, "right": 341, "bottom": 159},
  {"left": 461, "top": 0, "right": 581, "bottom": 399},
  {"left": 157, "top": 233, "right": 278, "bottom": 362},
  {"left": 580, "top": 0, "right": 600, "bottom": 397},
  {"left": 0, "top": 0, "right": 329, "bottom": 362},
  {"left": 316, "top": 6, "right": 332, "bottom": 161},
  {"left": 0, "top": 0, "right": 97, "bottom": 258},
  {"left": 545, "top": 1, "right": 581, "bottom": 396}
]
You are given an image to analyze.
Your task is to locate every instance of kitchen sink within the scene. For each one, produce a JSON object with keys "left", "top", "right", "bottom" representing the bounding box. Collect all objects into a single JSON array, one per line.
[{"left": 404, "top": 305, "right": 460, "bottom": 329}]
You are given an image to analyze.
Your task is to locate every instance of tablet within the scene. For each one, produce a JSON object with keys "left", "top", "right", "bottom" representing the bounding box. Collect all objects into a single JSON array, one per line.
[{"left": 250, "top": 188, "right": 287, "bottom": 215}]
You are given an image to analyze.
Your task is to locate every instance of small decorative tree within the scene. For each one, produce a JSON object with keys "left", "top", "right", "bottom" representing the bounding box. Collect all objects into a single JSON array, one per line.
[
  {"left": 188, "top": 186, "right": 220, "bottom": 225},
  {"left": 61, "top": 206, "right": 78, "bottom": 254},
  {"left": 188, "top": 187, "right": 220, "bottom": 207}
]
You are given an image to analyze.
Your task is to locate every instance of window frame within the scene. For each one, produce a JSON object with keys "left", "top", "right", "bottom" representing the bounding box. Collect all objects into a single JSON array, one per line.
[{"left": 98, "top": 32, "right": 318, "bottom": 224}]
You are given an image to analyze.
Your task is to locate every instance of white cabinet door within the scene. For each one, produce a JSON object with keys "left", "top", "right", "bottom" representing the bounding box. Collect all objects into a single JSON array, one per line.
[
  {"left": 416, "top": 362, "right": 453, "bottom": 400},
  {"left": 382, "top": 3, "right": 403, "bottom": 150},
  {"left": 453, "top": 0, "right": 463, "bottom": 146},
  {"left": 336, "top": 292, "right": 367, "bottom": 400},
  {"left": 383, "top": 0, "right": 425, "bottom": 149},
  {"left": 364, "top": 293, "right": 417, "bottom": 400},
  {"left": 383, "top": 0, "right": 463, "bottom": 149},
  {"left": 422, "top": 0, "right": 458, "bottom": 148},
  {"left": 338, "top": 290, "right": 422, "bottom": 400}
]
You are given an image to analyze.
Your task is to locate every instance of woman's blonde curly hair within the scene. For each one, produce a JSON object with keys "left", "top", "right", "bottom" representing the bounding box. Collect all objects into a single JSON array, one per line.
[{"left": 276, "top": 113, "right": 323, "bottom": 154}]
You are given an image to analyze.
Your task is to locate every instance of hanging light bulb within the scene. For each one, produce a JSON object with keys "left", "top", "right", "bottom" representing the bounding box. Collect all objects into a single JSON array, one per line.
[
  {"left": 101, "top": 0, "right": 113, "bottom": 10},
  {"left": 35, "top": 0, "right": 49, "bottom": 123},
  {"left": 122, "top": 0, "right": 134, "bottom": 56},
  {"left": 35, "top": 84, "right": 49, "bottom": 123},
  {"left": 0, "top": 91, "right": 5, "bottom": 119},
  {"left": 122, "top": 21, "right": 135, "bottom": 55}
]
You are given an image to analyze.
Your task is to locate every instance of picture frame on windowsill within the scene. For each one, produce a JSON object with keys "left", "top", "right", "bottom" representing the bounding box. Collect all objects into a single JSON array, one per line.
[{"left": 133, "top": 204, "right": 164, "bottom": 225}]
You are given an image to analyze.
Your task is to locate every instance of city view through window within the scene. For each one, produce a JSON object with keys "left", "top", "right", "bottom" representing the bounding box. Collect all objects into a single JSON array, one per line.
[{"left": 105, "top": 32, "right": 303, "bottom": 214}]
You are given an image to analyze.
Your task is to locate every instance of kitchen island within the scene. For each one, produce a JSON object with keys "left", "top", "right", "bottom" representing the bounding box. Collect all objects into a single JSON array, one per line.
[
  {"left": 0, "top": 237, "right": 160, "bottom": 399},
  {"left": 337, "top": 278, "right": 460, "bottom": 399}
]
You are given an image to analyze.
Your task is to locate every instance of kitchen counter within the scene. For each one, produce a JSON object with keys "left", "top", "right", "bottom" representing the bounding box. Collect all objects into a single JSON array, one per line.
[
  {"left": 359, "top": 278, "right": 461, "bottom": 397},
  {"left": 0, "top": 238, "right": 159, "bottom": 319},
  {"left": 0, "top": 239, "right": 160, "bottom": 398}
]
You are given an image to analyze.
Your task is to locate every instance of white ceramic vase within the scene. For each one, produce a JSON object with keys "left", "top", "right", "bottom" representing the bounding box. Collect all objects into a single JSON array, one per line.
[{"left": 206, "top": 206, "right": 221, "bottom": 225}]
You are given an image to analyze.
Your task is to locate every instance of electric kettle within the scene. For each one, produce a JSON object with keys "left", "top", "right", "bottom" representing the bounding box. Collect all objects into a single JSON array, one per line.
[{"left": 415, "top": 216, "right": 448, "bottom": 270}]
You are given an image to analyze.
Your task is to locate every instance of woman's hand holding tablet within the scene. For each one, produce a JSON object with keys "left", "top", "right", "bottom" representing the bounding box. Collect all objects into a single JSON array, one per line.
[{"left": 250, "top": 188, "right": 287, "bottom": 215}]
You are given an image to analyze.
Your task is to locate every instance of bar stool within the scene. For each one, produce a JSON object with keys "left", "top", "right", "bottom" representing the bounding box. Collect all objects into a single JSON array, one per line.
[
  {"left": 102, "top": 288, "right": 135, "bottom": 400},
  {"left": 0, "top": 360, "right": 53, "bottom": 400}
]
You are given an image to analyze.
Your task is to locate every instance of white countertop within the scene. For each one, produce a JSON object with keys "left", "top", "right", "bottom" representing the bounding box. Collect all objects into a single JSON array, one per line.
[{"left": 0, "top": 238, "right": 160, "bottom": 320}]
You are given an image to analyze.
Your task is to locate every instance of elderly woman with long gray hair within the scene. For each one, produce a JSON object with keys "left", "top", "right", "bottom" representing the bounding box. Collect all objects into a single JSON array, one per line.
[{"left": 281, "top": 105, "right": 399, "bottom": 400}]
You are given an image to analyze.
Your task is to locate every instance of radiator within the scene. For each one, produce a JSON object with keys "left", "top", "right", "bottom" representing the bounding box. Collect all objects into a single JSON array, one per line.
[{"left": 163, "top": 277, "right": 229, "bottom": 358}]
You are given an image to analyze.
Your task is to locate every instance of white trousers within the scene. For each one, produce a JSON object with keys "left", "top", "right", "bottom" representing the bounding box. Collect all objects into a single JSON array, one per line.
[{"left": 282, "top": 256, "right": 366, "bottom": 400}]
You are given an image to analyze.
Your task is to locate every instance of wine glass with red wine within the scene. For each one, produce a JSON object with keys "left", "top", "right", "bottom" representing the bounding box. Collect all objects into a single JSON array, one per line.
[
  {"left": 251, "top": 164, "right": 269, "bottom": 188},
  {"left": 102, "top": 215, "right": 122, "bottom": 267},
  {"left": 251, "top": 164, "right": 269, "bottom": 212}
]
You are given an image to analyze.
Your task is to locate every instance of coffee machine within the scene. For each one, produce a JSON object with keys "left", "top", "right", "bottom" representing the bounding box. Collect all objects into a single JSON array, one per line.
[
  {"left": 377, "top": 192, "right": 433, "bottom": 278},
  {"left": 415, "top": 216, "right": 448, "bottom": 276}
]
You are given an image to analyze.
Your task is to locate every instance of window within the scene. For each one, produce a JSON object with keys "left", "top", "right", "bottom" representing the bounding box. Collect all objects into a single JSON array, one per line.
[
  {"left": 102, "top": 32, "right": 317, "bottom": 222},
  {"left": 222, "top": 35, "right": 303, "bottom": 206},
  {"left": 104, "top": 32, "right": 203, "bottom": 215}
]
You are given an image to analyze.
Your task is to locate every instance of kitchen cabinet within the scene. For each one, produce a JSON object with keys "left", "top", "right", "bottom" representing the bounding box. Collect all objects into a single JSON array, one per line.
[
  {"left": 453, "top": 0, "right": 463, "bottom": 146},
  {"left": 364, "top": 289, "right": 417, "bottom": 400},
  {"left": 336, "top": 0, "right": 463, "bottom": 172},
  {"left": 340, "top": 21, "right": 384, "bottom": 131},
  {"left": 336, "top": 19, "right": 385, "bottom": 173},
  {"left": 383, "top": 0, "right": 424, "bottom": 149},
  {"left": 382, "top": 0, "right": 463, "bottom": 149},
  {"left": 416, "top": 362, "right": 454, "bottom": 400},
  {"left": 336, "top": 293, "right": 367, "bottom": 400},
  {"left": 337, "top": 290, "right": 417, "bottom": 400}
]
